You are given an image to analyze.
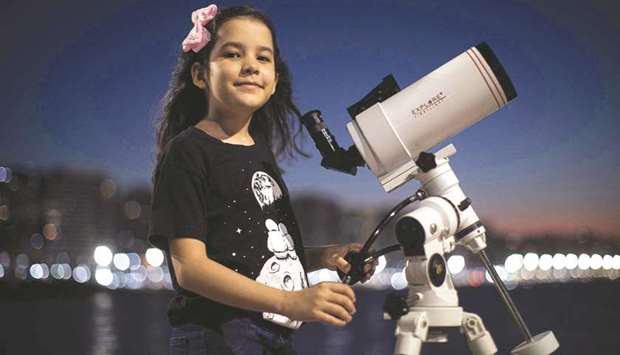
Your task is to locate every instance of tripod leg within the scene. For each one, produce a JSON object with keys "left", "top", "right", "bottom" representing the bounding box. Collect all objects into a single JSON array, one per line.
[
  {"left": 462, "top": 312, "right": 497, "bottom": 355},
  {"left": 393, "top": 312, "right": 429, "bottom": 355}
]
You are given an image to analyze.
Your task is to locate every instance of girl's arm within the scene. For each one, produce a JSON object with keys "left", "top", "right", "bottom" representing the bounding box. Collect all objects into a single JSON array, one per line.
[{"left": 169, "top": 237, "right": 357, "bottom": 326}]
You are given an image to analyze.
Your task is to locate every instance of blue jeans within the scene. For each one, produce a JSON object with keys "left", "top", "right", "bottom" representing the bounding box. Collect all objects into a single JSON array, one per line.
[{"left": 169, "top": 318, "right": 298, "bottom": 355}]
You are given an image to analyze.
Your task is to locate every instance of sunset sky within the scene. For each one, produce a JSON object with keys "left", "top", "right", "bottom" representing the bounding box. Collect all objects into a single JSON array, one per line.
[{"left": 2, "top": 0, "right": 619, "bottom": 237}]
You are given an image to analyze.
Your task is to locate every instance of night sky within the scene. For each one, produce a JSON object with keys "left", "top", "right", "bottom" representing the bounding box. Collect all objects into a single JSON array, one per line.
[{"left": 2, "top": 0, "right": 619, "bottom": 237}]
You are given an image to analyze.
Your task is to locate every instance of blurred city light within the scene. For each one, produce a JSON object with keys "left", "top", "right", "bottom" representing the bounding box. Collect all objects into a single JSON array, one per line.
[
  {"left": 123, "top": 200, "right": 142, "bottom": 220},
  {"left": 374, "top": 255, "right": 387, "bottom": 275},
  {"left": 602, "top": 255, "right": 613, "bottom": 270},
  {"left": 113, "top": 253, "right": 130, "bottom": 271},
  {"left": 99, "top": 179, "right": 117, "bottom": 199},
  {"left": 390, "top": 269, "right": 407, "bottom": 290},
  {"left": 447, "top": 255, "right": 465, "bottom": 274},
  {"left": 552, "top": 253, "right": 566, "bottom": 270},
  {"left": 94, "top": 246, "right": 113, "bottom": 267},
  {"left": 72, "top": 265, "right": 92, "bottom": 283},
  {"left": 145, "top": 248, "right": 164, "bottom": 267},
  {"left": 127, "top": 253, "right": 141, "bottom": 270},
  {"left": 0, "top": 265, "right": 4, "bottom": 278},
  {"left": 132, "top": 266, "right": 148, "bottom": 283},
  {"left": 95, "top": 268, "right": 114, "bottom": 287},
  {"left": 467, "top": 270, "right": 485, "bottom": 287},
  {"left": 147, "top": 266, "right": 164, "bottom": 283},
  {"left": 16, "top": 253, "right": 29, "bottom": 268},
  {"left": 15, "top": 266, "right": 28, "bottom": 280},
  {"left": 612, "top": 255, "right": 620, "bottom": 270},
  {"left": 30, "top": 264, "right": 44, "bottom": 279},
  {"left": 505, "top": 253, "right": 523, "bottom": 273},
  {"left": 42, "top": 223, "right": 59, "bottom": 241},
  {"left": 538, "top": 254, "right": 553, "bottom": 271},
  {"left": 565, "top": 253, "right": 578, "bottom": 270},
  {"left": 0, "top": 166, "right": 12, "bottom": 183},
  {"left": 590, "top": 254, "right": 603, "bottom": 270},
  {"left": 30, "top": 233, "right": 45, "bottom": 250},
  {"left": 50, "top": 263, "right": 71, "bottom": 280},
  {"left": 578, "top": 254, "right": 591, "bottom": 270},
  {"left": 523, "top": 253, "right": 539, "bottom": 271},
  {"left": 485, "top": 265, "right": 508, "bottom": 283}
]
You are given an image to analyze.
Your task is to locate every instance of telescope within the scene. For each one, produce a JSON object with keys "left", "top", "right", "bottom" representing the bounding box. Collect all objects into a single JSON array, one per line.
[{"left": 301, "top": 42, "right": 559, "bottom": 355}]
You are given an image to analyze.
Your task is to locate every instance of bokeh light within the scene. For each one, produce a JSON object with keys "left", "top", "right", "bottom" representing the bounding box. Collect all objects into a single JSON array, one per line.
[
  {"left": 538, "top": 254, "right": 553, "bottom": 271},
  {"left": 72, "top": 265, "right": 92, "bottom": 283},
  {"left": 504, "top": 254, "right": 523, "bottom": 273},
  {"left": 124, "top": 200, "right": 142, "bottom": 220},
  {"left": 95, "top": 268, "right": 114, "bottom": 287},
  {"left": 0, "top": 265, "right": 4, "bottom": 278},
  {"left": 113, "top": 253, "right": 130, "bottom": 271},
  {"left": 50, "top": 264, "right": 64, "bottom": 279},
  {"left": 61, "top": 264, "right": 72, "bottom": 279},
  {"left": 16, "top": 253, "right": 29, "bottom": 269},
  {"left": 523, "top": 253, "right": 539, "bottom": 271},
  {"left": 612, "top": 255, "right": 620, "bottom": 270},
  {"left": 147, "top": 266, "right": 164, "bottom": 283},
  {"left": 131, "top": 265, "right": 148, "bottom": 284},
  {"left": 447, "top": 255, "right": 465, "bottom": 274},
  {"left": 565, "top": 253, "right": 578, "bottom": 270},
  {"left": 485, "top": 265, "right": 508, "bottom": 283},
  {"left": 30, "top": 264, "right": 44, "bottom": 279},
  {"left": 578, "top": 254, "right": 591, "bottom": 270},
  {"left": 390, "top": 269, "right": 407, "bottom": 290},
  {"left": 99, "top": 179, "right": 117, "bottom": 199},
  {"left": 15, "top": 267, "right": 28, "bottom": 280},
  {"left": 552, "top": 253, "right": 566, "bottom": 270},
  {"left": 94, "top": 246, "right": 113, "bottom": 267},
  {"left": 43, "top": 223, "right": 59, "bottom": 241},
  {"left": 145, "top": 248, "right": 164, "bottom": 267},
  {"left": 590, "top": 254, "right": 603, "bottom": 270},
  {"left": 602, "top": 255, "right": 613, "bottom": 270},
  {"left": 128, "top": 253, "right": 141, "bottom": 270},
  {"left": 467, "top": 270, "right": 485, "bottom": 287},
  {"left": 0, "top": 166, "right": 13, "bottom": 183},
  {"left": 374, "top": 255, "right": 387, "bottom": 275},
  {"left": 30, "top": 233, "right": 45, "bottom": 250}
]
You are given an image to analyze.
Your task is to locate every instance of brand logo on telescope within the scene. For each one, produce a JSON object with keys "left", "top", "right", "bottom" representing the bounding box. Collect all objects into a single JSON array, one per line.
[{"left": 411, "top": 91, "right": 447, "bottom": 118}]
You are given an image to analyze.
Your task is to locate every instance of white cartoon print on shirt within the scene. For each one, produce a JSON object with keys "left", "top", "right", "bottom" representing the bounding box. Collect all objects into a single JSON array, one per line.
[
  {"left": 252, "top": 171, "right": 283, "bottom": 209},
  {"left": 251, "top": 171, "right": 307, "bottom": 329}
]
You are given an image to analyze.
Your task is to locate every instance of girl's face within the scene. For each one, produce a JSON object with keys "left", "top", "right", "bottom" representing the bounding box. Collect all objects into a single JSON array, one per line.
[{"left": 204, "top": 17, "right": 278, "bottom": 116}]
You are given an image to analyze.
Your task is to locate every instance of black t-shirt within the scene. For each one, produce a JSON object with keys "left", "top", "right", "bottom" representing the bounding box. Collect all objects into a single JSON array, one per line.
[{"left": 148, "top": 126, "right": 308, "bottom": 330}]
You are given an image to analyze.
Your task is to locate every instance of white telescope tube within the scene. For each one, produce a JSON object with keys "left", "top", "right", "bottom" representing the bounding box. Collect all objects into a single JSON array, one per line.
[{"left": 347, "top": 42, "right": 516, "bottom": 192}]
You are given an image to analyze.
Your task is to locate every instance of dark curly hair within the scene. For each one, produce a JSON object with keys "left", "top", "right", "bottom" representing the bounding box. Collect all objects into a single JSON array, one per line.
[{"left": 153, "top": 5, "right": 307, "bottom": 182}]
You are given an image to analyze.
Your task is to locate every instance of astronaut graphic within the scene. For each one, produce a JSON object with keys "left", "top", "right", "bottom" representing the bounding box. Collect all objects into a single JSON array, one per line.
[
  {"left": 251, "top": 171, "right": 307, "bottom": 329},
  {"left": 252, "top": 171, "right": 283, "bottom": 209}
]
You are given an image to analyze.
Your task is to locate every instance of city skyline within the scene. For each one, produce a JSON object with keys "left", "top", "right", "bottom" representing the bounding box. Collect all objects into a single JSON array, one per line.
[{"left": 1, "top": 0, "right": 619, "bottom": 237}]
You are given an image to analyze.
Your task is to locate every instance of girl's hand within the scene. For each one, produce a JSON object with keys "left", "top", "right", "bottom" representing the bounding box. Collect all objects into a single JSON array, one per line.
[
  {"left": 282, "top": 282, "right": 356, "bottom": 327},
  {"left": 322, "top": 243, "right": 378, "bottom": 283}
]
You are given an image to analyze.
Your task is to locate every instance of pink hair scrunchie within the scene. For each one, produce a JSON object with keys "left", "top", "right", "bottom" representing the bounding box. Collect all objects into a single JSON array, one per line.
[{"left": 181, "top": 4, "right": 218, "bottom": 53}]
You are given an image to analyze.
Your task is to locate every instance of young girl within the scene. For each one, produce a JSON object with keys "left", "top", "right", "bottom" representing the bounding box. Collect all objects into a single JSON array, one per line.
[{"left": 148, "top": 5, "right": 375, "bottom": 354}]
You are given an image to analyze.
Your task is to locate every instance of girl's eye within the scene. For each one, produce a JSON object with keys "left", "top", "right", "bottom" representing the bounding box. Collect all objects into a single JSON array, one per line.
[
  {"left": 224, "top": 52, "right": 240, "bottom": 58},
  {"left": 258, "top": 56, "right": 272, "bottom": 62}
]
